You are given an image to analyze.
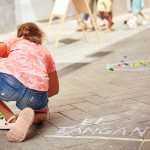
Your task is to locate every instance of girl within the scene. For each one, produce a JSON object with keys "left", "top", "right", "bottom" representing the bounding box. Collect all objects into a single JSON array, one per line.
[{"left": 0, "top": 22, "right": 59, "bottom": 142}]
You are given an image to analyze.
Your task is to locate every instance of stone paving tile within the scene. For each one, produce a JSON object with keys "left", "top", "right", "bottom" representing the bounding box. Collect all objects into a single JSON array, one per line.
[
  {"left": 80, "top": 95, "right": 110, "bottom": 105},
  {"left": 49, "top": 105, "right": 75, "bottom": 113},
  {"left": 107, "top": 99, "right": 139, "bottom": 105},
  {"left": 132, "top": 96, "right": 150, "bottom": 105},
  {"left": 140, "top": 132, "right": 150, "bottom": 150},
  {"left": 49, "top": 113, "right": 65, "bottom": 120},
  {"left": 125, "top": 103, "right": 150, "bottom": 113},
  {"left": 0, "top": 131, "right": 7, "bottom": 143},
  {"left": 139, "top": 120, "right": 150, "bottom": 128},
  {"left": 45, "top": 137, "right": 98, "bottom": 149},
  {"left": 140, "top": 142, "right": 150, "bottom": 150},
  {"left": 60, "top": 109, "right": 92, "bottom": 121},
  {"left": 97, "top": 114, "right": 124, "bottom": 124},
  {"left": 0, "top": 142, "right": 22, "bottom": 150},
  {"left": 85, "top": 140, "right": 141, "bottom": 150},
  {"left": 89, "top": 105, "right": 129, "bottom": 116},
  {"left": 72, "top": 101, "right": 130, "bottom": 116},
  {"left": 119, "top": 110, "right": 150, "bottom": 121},
  {"left": 48, "top": 116, "right": 81, "bottom": 127},
  {"left": 91, "top": 88, "right": 145, "bottom": 99},
  {"left": 49, "top": 97, "right": 87, "bottom": 107},
  {"left": 142, "top": 91, "right": 150, "bottom": 97},
  {"left": 129, "top": 116, "right": 150, "bottom": 124},
  {"left": 105, "top": 95, "right": 143, "bottom": 101},
  {"left": 32, "top": 123, "right": 58, "bottom": 136},
  {"left": 71, "top": 102, "right": 100, "bottom": 113},
  {"left": 17, "top": 133, "right": 57, "bottom": 150},
  {"left": 49, "top": 92, "right": 94, "bottom": 103},
  {"left": 60, "top": 145, "right": 92, "bottom": 150}
]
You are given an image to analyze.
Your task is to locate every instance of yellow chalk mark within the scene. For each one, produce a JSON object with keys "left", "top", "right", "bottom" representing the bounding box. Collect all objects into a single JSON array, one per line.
[{"left": 44, "top": 135, "right": 149, "bottom": 142}]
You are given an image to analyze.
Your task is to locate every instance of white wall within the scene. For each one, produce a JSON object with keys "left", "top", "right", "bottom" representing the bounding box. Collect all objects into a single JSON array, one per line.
[
  {"left": 2, "top": 0, "right": 150, "bottom": 30},
  {"left": 15, "top": 0, "right": 54, "bottom": 25},
  {"left": 15, "top": 0, "right": 75, "bottom": 25},
  {"left": 0, "top": 0, "right": 16, "bottom": 33}
]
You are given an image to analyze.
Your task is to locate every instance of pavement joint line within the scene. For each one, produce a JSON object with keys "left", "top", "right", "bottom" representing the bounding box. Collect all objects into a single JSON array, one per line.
[{"left": 43, "top": 135, "right": 150, "bottom": 142}]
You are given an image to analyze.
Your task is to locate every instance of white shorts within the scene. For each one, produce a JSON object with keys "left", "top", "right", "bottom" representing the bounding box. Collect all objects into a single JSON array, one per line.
[{"left": 97, "top": 0, "right": 112, "bottom": 12}]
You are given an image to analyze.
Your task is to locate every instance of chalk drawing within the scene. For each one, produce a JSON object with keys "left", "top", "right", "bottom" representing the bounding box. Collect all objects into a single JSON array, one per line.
[
  {"left": 56, "top": 118, "right": 149, "bottom": 137},
  {"left": 44, "top": 134, "right": 146, "bottom": 142},
  {"left": 43, "top": 117, "right": 150, "bottom": 141},
  {"left": 58, "top": 126, "right": 149, "bottom": 137},
  {"left": 106, "top": 60, "right": 150, "bottom": 71},
  {"left": 42, "top": 116, "right": 150, "bottom": 150}
]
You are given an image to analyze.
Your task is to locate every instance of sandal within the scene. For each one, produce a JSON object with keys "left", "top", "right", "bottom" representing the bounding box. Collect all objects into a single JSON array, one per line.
[
  {"left": 7, "top": 107, "right": 34, "bottom": 142},
  {"left": 104, "top": 28, "right": 112, "bottom": 33},
  {"left": 0, "top": 115, "right": 17, "bottom": 130}
]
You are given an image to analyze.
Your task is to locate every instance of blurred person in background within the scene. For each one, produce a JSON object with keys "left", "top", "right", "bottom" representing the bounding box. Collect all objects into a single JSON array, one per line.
[
  {"left": 97, "top": 0, "right": 114, "bottom": 32},
  {"left": 77, "top": 0, "right": 98, "bottom": 31},
  {"left": 124, "top": 0, "right": 148, "bottom": 28}
]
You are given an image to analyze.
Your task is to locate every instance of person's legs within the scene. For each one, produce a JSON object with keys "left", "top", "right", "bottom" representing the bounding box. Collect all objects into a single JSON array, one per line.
[
  {"left": 0, "top": 100, "right": 48, "bottom": 125},
  {"left": 7, "top": 106, "right": 49, "bottom": 142},
  {"left": 7, "top": 107, "right": 35, "bottom": 142},
  {"left": 102, "top": 12, "right": 113, "bottom": 32},
  {"left": 107, "top": 12, "right": 113, "bottom": 29},
  {"left": 33, "top": 106, "right": 48, "bottom": 124}
]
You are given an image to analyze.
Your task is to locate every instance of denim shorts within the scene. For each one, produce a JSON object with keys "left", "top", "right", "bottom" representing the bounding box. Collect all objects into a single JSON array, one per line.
[{"left": 0, "top": 73, "right": 48, "bottom": 110}]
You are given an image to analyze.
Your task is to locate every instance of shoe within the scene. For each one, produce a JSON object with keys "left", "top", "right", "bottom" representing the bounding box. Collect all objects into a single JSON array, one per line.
[
  {"left": 142, "top": 20, "right": 148, "bottom": 25},
  {"left": 0, "top": 115, "right": 17, "bottom": 130},
  {"left": 87, "top": 27, "right": 95, "bottom": 31},
  {"left": 7, "top": 108, "right": 34, "bottom": 142},
  {"left": 76, "top": 28, "right": 82, "bottom": 32},
  {"left": 76, "top": 24, "right": 88, "bottom": 32},
  {"left": 104, "top": 28, "right": 112, "bottom": 32}
]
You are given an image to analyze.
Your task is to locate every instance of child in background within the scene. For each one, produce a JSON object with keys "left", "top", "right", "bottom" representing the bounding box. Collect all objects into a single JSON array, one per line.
[
  {"left": 132, "top": 0, "right": 148, "bottom": 25},
  {"left": 97, "top": 0, "right": 114, "bottom": 32},
  {"left": 124, "top": 0, "right": 148, "bottom": 28},
  {"left": 0, "top": 22, "right": 59, "bottom": 142},
  {"left": 77, "top": 0, "right": 98, "bottom": 31}
]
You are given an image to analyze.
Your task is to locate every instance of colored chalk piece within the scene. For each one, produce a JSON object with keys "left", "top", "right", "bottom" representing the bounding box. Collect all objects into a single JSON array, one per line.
[
  {"left": 0, "top": 112, "right": 4, "bottom": 119},
  {"left": 123, "top": 63, "right": 128, "bottom": 66},
  {"left": 143, "top": 64, "right": 147, "bottom": 67},
  {"left": 109, "top": 68, "right": 114, "bottom": 71}
]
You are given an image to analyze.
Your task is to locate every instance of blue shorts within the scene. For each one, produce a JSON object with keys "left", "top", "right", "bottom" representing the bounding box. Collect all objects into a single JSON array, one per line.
[{"left": 0, "top": 73, "right": 48, "bottom": 110}]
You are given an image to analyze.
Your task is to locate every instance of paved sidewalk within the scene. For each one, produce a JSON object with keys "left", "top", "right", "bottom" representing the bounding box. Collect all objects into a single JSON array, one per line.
[{"left": 1, "top": 9, "right": 150, "bottom": 150}]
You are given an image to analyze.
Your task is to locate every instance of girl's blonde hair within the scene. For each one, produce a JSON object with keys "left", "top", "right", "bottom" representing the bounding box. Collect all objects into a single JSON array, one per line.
[{"left": 17, "top": 22, "right": 45, "bottom": 44}]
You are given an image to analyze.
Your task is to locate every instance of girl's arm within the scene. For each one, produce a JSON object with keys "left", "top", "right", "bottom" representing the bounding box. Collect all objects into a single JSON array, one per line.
[
  {"left": 0, "top": 42, "right": 7, "bottom": 57},
  {"left": 48, "top": 70, "right": 59, "bottom": 98}
]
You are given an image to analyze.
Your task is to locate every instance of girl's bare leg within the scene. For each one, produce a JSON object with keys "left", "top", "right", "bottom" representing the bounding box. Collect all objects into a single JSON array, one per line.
[
  {"left": 0, "top": 100, "right": 48, "bottom": 124},
  {"left": 0, "top": 101, "right": 16, "bottom": 123},
  {"left": 107, "top": 12, "right": 113, "bottom": 29},
  {"left": 33, "top": 106, "right": 48, "bottom": 124}
]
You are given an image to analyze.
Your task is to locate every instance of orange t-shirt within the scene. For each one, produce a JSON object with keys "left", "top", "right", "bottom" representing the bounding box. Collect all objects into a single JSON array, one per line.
[{"left": 0, "top": 38, "right": 56, "bottom": 91}]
